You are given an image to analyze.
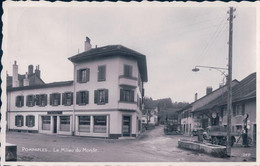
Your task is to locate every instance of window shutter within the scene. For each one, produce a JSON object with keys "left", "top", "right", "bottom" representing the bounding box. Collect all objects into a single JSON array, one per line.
[
  {"left": 21, "top": 116, "right": 24, "bottom": 126},
  {"left": 15, "top": 96, "right": 19, "bottom": 107},
  {"left": 103, "top": 66, "right": 106, "bottom": 81},
  {"left": 124, "top": 65, "right": 127, "bottom": 76},
  {"left": 62, "top": 93, "right": 66, "bottom": 105},
  {"left": 26, "top": 116, "right": 29, "bottom": 126},
  {"left": 15, "top": 116, "right": 18, "bottom": 126},
  {"left": 87, "top": 68, "right": 90, "bottom": 82},
  {"left": 50, "top": 94, "right": 53, "bottom": 106},
  {"left": 242, "top": 104, "right": 245, "bottom": 115},
  {"left": 94, "top": 90, "right": 98, "bottom": 104},
  {"left": 44, "top": 94, "right": 47, "bottom": 106},
  {"left": 105, "top": 89, "right": 109, "bottom": 103},
  {"left": 32, "top": 116, "right": 35, "bottom": 127},
  {"left": 129, "top": 66, "right": 133, "bottom": 77},
  {"left": 26, "top": 96, "right": 29, "bottom": 106},
  {"left": 77, "top": 70, "right": 80, "bottom": 82},
  {"left": 35, "top": 95, "right": 40, "bottom": 106},
  {"left": 76, "top": 92, "right": 80, "bottom": 105},
  {"left": 32, "top": 95, "right": 35, "bottom": 106},
  {"left": 120, "top": 89, "right": 123, "bottom": 101},
  {"left": 21, "top": 96, "right": 24, "bottom": 106},
  {"left": 86, "top": 91, "right": 89, "bottom": 104},
  {"left": 130, "top": 91, "right": 134, "bottom": 102},
  {"left": 233, "top": 105, "right": 236, "bottom": 116},
  {"left": 71, "top": 92, "right": 73, "bottom": 105},
  {"left": 58, "top": 93, "right": 61, "bottom": 105}
]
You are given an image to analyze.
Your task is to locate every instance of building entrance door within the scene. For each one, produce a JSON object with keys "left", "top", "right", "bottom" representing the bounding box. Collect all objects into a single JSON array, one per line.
[
  {"left": 123, "top": 116, "right": 131, "bottom": 136},
  {"left": 53, "top": 116, "right": 57, "bottom": 133}
]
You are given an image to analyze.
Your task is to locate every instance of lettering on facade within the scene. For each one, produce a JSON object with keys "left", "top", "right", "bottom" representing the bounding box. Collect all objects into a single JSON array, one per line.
[{"left": 47, "top": 111, "right": 63, "bottom": 115}]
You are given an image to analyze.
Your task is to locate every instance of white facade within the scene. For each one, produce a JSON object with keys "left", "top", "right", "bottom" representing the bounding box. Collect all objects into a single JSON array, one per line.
[{"left": 7, "top": 39, "right": 148, "bottom": 139}]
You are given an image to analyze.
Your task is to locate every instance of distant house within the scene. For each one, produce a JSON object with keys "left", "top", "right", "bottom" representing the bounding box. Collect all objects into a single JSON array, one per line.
[
  {"left": 192, "top": 72, "right": 256, "bottom": 144},
  {"left": 142, "top": 98, "right": 158, "bottom": 127},
  {"left": 7, "top": 63, "right": 45, "bottom": 88}
]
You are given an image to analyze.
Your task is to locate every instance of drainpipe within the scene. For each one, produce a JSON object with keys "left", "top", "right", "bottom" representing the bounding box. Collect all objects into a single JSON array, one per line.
[{"left": 72, "top": 63, "right": 76, "bottom": 136}]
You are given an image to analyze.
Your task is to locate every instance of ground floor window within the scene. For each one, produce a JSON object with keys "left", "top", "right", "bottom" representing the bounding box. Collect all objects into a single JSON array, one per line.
[
  {"left": 26, "top": 115, "right": 35, "bottom": 127},
  {"left": 93, "top": 116, "right": 106, "bottom": 133},
  {"left": 42, "top": 116, "right": 51, "bottom": 130},
  {"left": 78, "top": 116, "right": 90, "bottom": 132},
  {"left": 60, "top": 116, "right": 70, "bottom": 131},
  {"left": 15, "top": 115, "right": 24, "bottom": 127}
]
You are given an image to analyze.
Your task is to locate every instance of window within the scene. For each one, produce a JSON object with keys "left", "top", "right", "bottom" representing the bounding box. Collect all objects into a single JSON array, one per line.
[
  {"left": 120, "top": 89, "right": 134, "bottom": 102},
  {"left": 26, "top": 95, "right": 35, "bottom": 107},
  {"left": 94, "top": 89, "right": 108, "bottom": 104},
  {"left": 98, "top": 65, "right": 106, "bottom": 81},
  {"left": 233, "top": 104, "right": 245, "bottom": 116},
  {"left": 236, "top": 125, "right": 242, "bottom": 132},
  {"left": 124, "top": 65, "right": 133, "bottom": 78},
  {"left": 35, "top": 94, "right": 47, "bottom": 107},
  {"left": 93, "top": 116, "right": 107, "bottom": 133},
  {"left": 42, "top": 116, "right": 51, "bottom": 130},
  {"left": 78, "top": 116, "right": 90, "bottom": 132},
  {"left": 26, "top": 115, "right": 35, "bottom": 127},
  {"left": 15, "top": 115, "right": 24, "bottom": 127},
  {"left": 60, "top": 116, "right": 70, "bottom": 131},
  {"left": 50, "top": 93, "right": 61, "bottom": 106},
  {"left": 16, "top": 96, "right": 24, "bottom": 107},
  {"left": 62, "top": 92, "right": 73, "bottom": 106},
  {"left": 76, "top": 91, "right": 89, "bottom": 105},
  {"left": 77, "top": 68, "right": 90, "bottom": 83}
]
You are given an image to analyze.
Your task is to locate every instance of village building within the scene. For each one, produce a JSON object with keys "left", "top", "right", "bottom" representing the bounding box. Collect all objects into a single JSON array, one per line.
[
  {"left": 192, "top": 72, "right": 256, "bottom": 144},
  {"left": 6, "top": 37, "right": 148, "bottom": 139},
  {"left": 177, "top": 80, "right": 239, "bottom": 135}
]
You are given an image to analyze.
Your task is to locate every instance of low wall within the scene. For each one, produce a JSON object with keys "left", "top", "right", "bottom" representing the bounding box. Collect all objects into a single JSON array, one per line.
[{"left": 178, "top": 139, "right": 227, "bottom": 158}]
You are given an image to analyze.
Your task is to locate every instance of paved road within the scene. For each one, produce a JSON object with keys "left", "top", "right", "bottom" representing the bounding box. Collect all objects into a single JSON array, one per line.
[{"left": 6, "top": 125, "right": 256, "bottom": 162}]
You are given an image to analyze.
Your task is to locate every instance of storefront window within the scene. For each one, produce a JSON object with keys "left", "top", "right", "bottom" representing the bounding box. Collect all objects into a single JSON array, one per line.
[
  {"left": 60, "top": 116, "right": 70, "bottom": 131},
  {"left": 78, "top": 116, "right": 90, "bottom": 132},
  {"left": 42, "top": 116, "right": 51, "bottom": 130},
  {"left": 93, "top": 116, "right": 106, "bottom": 133}
]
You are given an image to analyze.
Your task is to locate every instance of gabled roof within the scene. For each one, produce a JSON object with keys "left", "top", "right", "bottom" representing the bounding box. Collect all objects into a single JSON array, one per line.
[
  {"left": 194, "top": 72, "right": 256, "bottom": 112},
  {"left": 7, "top": 73, "right": 45, "bottom": 88},
  {"left": 68, "top": 45, "right": 148, "bottom": 82}
]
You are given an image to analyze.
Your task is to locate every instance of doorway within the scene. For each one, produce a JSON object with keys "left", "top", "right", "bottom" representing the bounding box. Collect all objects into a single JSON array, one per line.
[
  {"left": 122, "top": 116, "right": 131, "bottom": 136},
  {"left": 53, "top": 116, "right": 57, "bottom": 133}
]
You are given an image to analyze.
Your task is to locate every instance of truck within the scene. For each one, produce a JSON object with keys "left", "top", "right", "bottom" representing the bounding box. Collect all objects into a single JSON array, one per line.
[
  {"left": 164, "top": 119, "right": 182, "bottom": 135},
  {"left": 202, "top": 125, "right": 247, "bottom": 147}
]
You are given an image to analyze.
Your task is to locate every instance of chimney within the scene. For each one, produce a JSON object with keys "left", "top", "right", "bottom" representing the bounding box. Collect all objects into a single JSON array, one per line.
[
  {"left": 28, "top": 65, "right": 34, "bottom": 75},
  {"left": 206, "top": 86, "right": 213, "bottom": 95},
  {"left": 84, "top": 36, "right": 92, "bottom": 51},
  {"left": 195, "top": 93, "right": 198, "bottom": 101},
  {"left": 35, "top": 65, "right": 41, "bottom": 78},
  {"left": 23, "top": 72, "right": 29, "bottom": 86},
  {"left": 12, "top": 61, "right": 19, "bottom": 87}
]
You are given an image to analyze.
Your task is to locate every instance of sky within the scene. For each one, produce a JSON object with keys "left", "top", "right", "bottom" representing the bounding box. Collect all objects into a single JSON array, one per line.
[{"left": 3, "top": 3, "right": 257, "bottom": 103}]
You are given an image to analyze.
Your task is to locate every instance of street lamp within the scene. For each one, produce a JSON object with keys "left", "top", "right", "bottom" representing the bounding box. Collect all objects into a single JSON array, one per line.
[
  {"left": 192, "top": 7, "right": 234, "bottom": 157},
  {"left": 192, "top": 64, "right": 232, "bottom": 157}
]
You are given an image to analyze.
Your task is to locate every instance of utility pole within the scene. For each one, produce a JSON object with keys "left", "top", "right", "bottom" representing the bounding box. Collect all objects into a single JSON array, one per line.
[{"left": 226, "top": 6, "right": 235, "bottom": 157}]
